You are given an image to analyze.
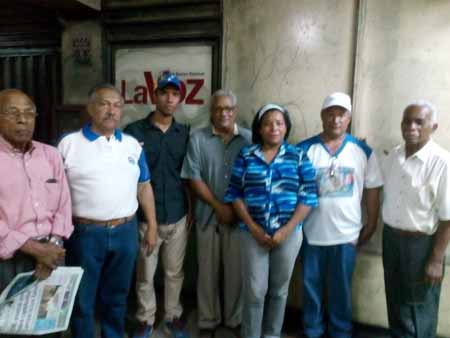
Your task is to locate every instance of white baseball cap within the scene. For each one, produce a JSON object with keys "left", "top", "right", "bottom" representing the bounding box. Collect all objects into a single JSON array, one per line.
[{"left": 321, "top": 92, "right": 352, "bottom": 113}]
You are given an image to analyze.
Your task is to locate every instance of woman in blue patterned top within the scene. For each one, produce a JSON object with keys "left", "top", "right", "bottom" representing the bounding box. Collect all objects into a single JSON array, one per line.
[{"left": 224, "top": 103, "right": 318, "bottom": 338}]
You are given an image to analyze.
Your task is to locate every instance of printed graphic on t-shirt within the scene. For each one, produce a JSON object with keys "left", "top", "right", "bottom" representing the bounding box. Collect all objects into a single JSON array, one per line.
[{"left": 316, "top": 167, "right": 354, "bottom": 197}]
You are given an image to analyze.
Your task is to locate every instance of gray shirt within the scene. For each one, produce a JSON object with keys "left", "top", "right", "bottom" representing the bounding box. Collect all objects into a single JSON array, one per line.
[{"left": 181, "top": 125, "right": 251, "bottom": 227}]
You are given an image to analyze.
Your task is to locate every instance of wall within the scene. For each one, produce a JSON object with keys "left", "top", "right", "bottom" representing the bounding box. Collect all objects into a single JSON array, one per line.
[
  {"left": 353, "top": 0, "right": 450, "bottom": 151},
  {"left": 223, "top": 0, "right": 450, "bottom": 335},
  {"left": 223, "top": 0, "right": 357, "bottom": 139},
  {"left": 62, "top": 20, "right": 103, "bottom": 105}
]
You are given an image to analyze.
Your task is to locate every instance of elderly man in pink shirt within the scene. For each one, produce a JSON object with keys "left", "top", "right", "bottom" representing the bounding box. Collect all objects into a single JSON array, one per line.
[{"left": 0, "top": 89, "right": 73, "bottom": 303}]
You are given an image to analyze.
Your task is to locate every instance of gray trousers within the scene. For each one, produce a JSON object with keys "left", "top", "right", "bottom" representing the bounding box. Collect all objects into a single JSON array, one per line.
[
  {"left": 240, "top": 229, "right": 303, "bottom": 338},
  {"left": 241, "top": 229, "right": 303, "bottom": 338},
  {"left": 196, "top": 223, "right": 242, "bottom": 329},
  {"left": 0, "top": 252, "right": 60, "bottom": 338},
  {"left": 382, "top": 224, "right": 442, "bottom": 338}
]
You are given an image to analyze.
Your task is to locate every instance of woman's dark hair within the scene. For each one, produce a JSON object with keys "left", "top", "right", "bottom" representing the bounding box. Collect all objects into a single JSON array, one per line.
[{"left": 251, "top": 104, "right": 292, "bottom": 144}]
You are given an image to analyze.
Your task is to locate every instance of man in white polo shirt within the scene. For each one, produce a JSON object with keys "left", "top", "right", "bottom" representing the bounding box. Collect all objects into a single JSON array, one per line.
[
  {"left": 382, "top": 100, "right": 450, "bottom": 338},
  {"left": 297, "top": 92, "right": 383, "bottom": 338},
  {"left": 58, "top": 84, "right": 158, "bottom": 338}
]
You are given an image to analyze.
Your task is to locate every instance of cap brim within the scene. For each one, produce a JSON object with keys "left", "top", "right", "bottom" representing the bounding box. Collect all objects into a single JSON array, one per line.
[{"left": 158, "top": 81, "right": 181, "bottom": 90}]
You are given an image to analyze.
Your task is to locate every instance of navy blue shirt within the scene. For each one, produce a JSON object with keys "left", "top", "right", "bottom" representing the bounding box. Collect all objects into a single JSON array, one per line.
[{"left": 124, "top": 112, "right": 189, "bottom": 224}]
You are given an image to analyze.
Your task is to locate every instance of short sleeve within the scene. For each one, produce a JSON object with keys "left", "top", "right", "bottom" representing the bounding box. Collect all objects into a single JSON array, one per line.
[
  {"left": 298, "top": 151, "right": 319, "bottom": 207},
  {"left": 437, "top": 161, "right": 450, "bottom": 221},
  {"left": 224, "top": 149, "right": 246, "bottom": 202},
  {"left": 138, "top": 149, "right": 151, "bottom": 182},
  {"left": 364, "top": 152, "right": 383, "bottom": 188},
  {"left": 181, "top": 133, "right": 202, "bottom": 180}
]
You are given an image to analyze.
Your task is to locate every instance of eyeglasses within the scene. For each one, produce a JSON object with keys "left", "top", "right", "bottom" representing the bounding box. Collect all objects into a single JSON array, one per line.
[
  {"left": 0, "top": 109, "right": 38, "bottom": 121},
  {"left": 214, "top": 106, "right": 235, "bottom": 113}
]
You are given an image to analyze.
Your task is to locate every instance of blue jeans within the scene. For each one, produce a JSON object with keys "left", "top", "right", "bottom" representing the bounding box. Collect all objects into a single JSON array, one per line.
[
  {"left": 382, "top": 224, "right": 442, "bottom": 338},
  {"left": 66, "top": 218, "right": 139, "bottom": 338},
  {"left": 240, "top": 229, "right": 303, "bottom": 338},
  {"left": 301, "top": 239, "right": 356, "bottom": 338}
]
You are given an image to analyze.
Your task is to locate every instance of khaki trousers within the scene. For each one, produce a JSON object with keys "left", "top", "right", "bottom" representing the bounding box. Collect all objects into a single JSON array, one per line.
[
  {"left": 135, "top": 216, "right": 188, "bottom": 324},
  {"left": 197, "top": 223, "right": 242, "bottom": 329}
]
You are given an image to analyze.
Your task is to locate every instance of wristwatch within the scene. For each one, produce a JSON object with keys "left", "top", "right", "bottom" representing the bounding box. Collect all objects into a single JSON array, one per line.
[{"left": 48, "top": 235, "right": 64, "bottom": 247}]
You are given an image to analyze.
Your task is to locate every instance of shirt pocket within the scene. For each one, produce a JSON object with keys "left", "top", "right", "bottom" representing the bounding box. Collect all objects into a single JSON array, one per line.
[
  {"left": 410, "top": 182, "right": 434, "bottom": 211},
  {"left": 44, "top": 181, "right": 62, "bottom": 213}
]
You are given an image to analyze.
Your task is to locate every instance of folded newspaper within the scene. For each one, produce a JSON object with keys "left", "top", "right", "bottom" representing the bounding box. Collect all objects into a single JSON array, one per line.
[{"left": 0, "top": 266, "right": 83, "bottom": 335}]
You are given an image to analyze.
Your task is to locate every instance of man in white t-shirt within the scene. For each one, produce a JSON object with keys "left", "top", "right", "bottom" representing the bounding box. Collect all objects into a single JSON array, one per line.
[
  {"left": 382, "top": 101, "right": 450, "bottom": 338},
  {"left": 297, "top": 92, "right": 383, "bottom": 338}
]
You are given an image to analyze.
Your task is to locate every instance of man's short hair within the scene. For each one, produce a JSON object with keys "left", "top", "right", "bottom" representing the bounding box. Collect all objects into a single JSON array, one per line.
[
  {"left": 0, "top": 89, "right": 36, "bottom": 112},
  {"left": 87, "top": 83, "right": 122, "bottom": 103},
  {"left": 405, "top": 100, "right": 438, "bottom": 123},
  {"left": 210, "top": 89, "right": 237, "bottom": 110}
]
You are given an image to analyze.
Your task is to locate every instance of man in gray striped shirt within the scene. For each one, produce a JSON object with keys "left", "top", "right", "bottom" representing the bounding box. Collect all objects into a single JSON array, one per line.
[{"left": 181, "top": 89, "right": 251, "bottom": 338}]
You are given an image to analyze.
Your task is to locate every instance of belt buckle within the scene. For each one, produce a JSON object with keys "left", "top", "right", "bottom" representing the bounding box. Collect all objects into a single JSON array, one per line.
[{"left": 105, "top": 220, "right": 114, "bottom": 228}]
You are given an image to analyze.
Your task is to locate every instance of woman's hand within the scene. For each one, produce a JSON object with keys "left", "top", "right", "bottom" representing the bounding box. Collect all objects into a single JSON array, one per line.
[
  {"left": 272, "top": 226, "right": 291, "bottom": 247},
  {"left": 250, "top": 226, "right": 273, "bottom": 249}
]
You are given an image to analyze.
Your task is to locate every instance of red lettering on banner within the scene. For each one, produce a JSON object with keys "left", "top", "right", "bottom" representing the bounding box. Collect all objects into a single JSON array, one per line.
[
  {"left": 179, "top": 81, "right": 187, "bottom": 102},
  {"left": 185, "top": 79, "right": 204, "bottom": 104},
  {"left": 120, "top": 80, "right": 133, "bottom": 104},
  {"left": 143, "top": 71, "right": 156, "bottom": 104},
  {"left": 134, "top": 86, "right": 148, "bottom": 104},
  {"left": 120, "top": 71, "right": 205, "bottom": 105}
]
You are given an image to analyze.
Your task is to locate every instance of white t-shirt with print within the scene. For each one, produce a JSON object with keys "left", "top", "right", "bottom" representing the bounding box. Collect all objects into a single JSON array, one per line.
[{"left": 297, "top": 134, "right": 383, "bottom": 245}]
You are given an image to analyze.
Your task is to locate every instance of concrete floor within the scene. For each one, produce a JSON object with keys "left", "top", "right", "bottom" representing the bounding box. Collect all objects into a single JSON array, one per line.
[{"left": 123, "top": 306, "right": 392, "bottom": 338}]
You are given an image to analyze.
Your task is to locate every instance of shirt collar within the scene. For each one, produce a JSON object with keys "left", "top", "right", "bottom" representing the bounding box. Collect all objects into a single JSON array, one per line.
[
  {"left": 402, "top": 138, "right": 434, "bottom": 163},
  {"left": 0, "top": 134, "right": 35, "bottom": 154},
  {"left": 82, "top": 123, "right": 122, "bottom": 142},
  {"left": 251, "top": 141, "right": 287, "bottom": 162},
  {"left": 318, "top": 133, "right": 350, "bottom": 157},
  {"left": 146, "top": 112, "right": 180, "bottom": 132},
  {"left": 211, "top": 123, "right": 239, "bottom": 136}
]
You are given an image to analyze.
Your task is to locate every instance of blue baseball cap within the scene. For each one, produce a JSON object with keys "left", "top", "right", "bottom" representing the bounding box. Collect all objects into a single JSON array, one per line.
[{"left": 157, "top": 71, "right": 181, "bottom": 91}]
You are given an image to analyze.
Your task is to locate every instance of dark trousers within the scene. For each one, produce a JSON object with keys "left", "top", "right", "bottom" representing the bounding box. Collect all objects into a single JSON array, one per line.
[
  {"left": 301, "top": 239, "right": 357, "bottom": 338},
  {"left": 382, "top": 224, "right": 442, "bottom": 338},
  {"left": 66, "top": 218, "right": 139, "bottom": 338},
  {"left": 0, "top": 252, "right": 60, "bottom": 338}
]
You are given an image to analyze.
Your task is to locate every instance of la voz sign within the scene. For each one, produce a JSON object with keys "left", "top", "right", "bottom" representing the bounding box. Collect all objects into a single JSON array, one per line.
[{"left": 120, "top": 71, "right": 205, "bottom": 105}]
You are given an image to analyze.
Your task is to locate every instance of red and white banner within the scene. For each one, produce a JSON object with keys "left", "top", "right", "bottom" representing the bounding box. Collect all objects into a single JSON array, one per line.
[{"left": 115, "top": 45, "right": 212, "bottom": 128}]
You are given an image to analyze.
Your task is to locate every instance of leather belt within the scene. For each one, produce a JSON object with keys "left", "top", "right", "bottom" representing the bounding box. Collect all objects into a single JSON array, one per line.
[{"left": 73, "top": 215, "right": 135, "bottom": 228}]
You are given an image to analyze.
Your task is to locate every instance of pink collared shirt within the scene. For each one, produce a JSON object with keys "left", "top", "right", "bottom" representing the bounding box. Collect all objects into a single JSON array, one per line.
[{"left": 0, "top": 136, "right": 73, "bottom": 259}]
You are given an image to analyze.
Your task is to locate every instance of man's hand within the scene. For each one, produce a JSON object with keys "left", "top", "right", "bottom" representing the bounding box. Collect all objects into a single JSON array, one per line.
[
  {"left": 250, "top": 226, "right": 273, "bottom": 249},
  {"left": 424, "top": 258, "right": 444, "bottom": 286},
  {"left": 357, "top": 224, "right": 376, "bottom": 247},
  {"left": 35, "top": 242, "right": 65, "bottom": 270},
  {"left": 272, "top": 226, "right": 291, "bottom": 247},
  {"left": 186, "top": 211, "right": 195, "bottom": 233},
  {"left": 34, "top": 263, "right": 53, "bottom": 280},
  {"left": 215, "top": 203, "right": 236, "bottom": 225},
  {"left": 144, "top": 226, "right": 157, "bottom": 256}
]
